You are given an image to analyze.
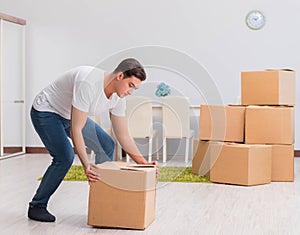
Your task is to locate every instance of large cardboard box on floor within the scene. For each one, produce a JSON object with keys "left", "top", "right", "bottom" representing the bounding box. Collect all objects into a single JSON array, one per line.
[
  {"left": 245, "top": 106, "right": 294, "bottom": 145},
  {"left": 210, "top": 143, "right": 272, "bottom": 186},
  {"left": 241, "top": 70, "right": 296, "bottom": 106},
  {"left": 199, "top": 105, "right": 245, "bottom": 142},
  {"left": 272, "top": 144, "right": 294, "bottom": 182},
  {"left": 88, "top": 161, "right": 157, "bottom": 230},
  {"left": 192, "top": 139, "right": 213, "bottom": 176}
]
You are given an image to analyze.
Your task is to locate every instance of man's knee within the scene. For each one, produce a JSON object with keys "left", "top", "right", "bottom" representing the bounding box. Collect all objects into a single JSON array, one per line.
[
  {"left": 53, "top": 149, "right": 74, "bottom": 169},
  {"left": 65, "top": 153, "right": 75, "bottom": 168},
  {"left": 110, "top": 138, "right": 115, "bottom": 150}
]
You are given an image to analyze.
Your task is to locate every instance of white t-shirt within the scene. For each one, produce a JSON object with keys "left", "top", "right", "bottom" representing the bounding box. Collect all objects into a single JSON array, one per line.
[{"left": 33, "top": 66, "right": 126, "bottom": 120}]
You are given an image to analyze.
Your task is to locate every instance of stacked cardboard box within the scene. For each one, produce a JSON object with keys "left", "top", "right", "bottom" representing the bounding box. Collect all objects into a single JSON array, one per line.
[{"left": 193, "top": 69, "right": 295, "bottom": 185}]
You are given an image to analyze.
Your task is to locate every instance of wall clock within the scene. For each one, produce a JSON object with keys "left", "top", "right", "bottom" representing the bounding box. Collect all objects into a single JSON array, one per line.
[{"left": 245, "top": 10, "right": 266, "bottom": 30}]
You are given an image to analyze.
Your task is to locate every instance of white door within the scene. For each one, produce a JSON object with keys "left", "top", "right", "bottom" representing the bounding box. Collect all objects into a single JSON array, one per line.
[{"left": 0, "top": 19, "right": 25, "bottom": 157}]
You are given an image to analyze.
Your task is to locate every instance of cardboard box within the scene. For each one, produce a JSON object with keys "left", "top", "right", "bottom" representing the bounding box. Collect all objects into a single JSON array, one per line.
[
  {"left": 192, "top": 140, "right": 212, "bottom": 176},
  {"left": 272, "top": 144, "right": 294, "bottom": 182},
  {"left": 245, "top": 106, "right": 294, "bottom": 145},
  {"left": 199, "top": 105, "right": 245, "bottom": 142},
  {"left": 193, "top": 139, "right": 199, "bottom": 159},
  {"left": 210, "top": 143, "right": 272, "bottom": 186},
  {"left": 241, "top": 70, "right": 295, "bottom": 106},
  {"left": 88, "top": 162, "right": 157, "bottom": 230}
]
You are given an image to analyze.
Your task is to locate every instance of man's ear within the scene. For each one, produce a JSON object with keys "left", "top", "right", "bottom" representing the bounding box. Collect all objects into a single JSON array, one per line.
[{"left": 116, "top": 72, "right": 124, "bottom": 81}]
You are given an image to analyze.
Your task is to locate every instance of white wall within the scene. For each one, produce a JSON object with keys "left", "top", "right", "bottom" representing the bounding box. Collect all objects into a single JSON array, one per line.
[{"left": 1, "top": 0, "right": 300, "bottom": 149}]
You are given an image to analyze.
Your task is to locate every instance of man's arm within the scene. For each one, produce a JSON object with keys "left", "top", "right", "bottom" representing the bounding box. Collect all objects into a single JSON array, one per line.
[
  {"left": 110, "top": 113, "right": 156, "bottom": 165},
  {"left": 70, "top": 106, "right": 100, "bottom": 182}
]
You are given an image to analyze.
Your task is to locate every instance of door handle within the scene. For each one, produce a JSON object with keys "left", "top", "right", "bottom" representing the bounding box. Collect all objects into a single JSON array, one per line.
[{"left": 13, "top": 100, "right": 24, "bottom": 103}]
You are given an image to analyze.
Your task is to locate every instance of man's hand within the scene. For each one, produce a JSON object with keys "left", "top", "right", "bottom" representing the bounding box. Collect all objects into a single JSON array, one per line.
[
  {"left": 84, "top": 163, "right": 101, "bottom": 183},
  {"left": 144, "top": 161, "right": 159, "bottom": 179},
  {"left": 147, "top": 161, "right": 158, "bottom": 166}
]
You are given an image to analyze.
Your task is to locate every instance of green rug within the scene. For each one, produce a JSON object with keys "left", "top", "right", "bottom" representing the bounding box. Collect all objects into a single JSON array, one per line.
[{"left": 39, "top": 165, "right": 210, "bottom": 183}]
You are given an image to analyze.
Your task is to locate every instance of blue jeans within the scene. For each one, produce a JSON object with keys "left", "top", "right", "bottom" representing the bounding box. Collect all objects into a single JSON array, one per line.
[{"left": 29, "top": 107, "right": 115, "bottom": 207}]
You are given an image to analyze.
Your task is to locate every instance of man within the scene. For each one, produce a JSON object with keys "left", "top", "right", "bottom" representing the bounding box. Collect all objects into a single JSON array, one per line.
[{"left": 28, "top": 58, "right": 156, "bottom": 222}]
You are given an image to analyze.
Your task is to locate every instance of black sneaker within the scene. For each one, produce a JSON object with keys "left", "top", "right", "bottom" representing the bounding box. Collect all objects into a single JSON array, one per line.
[{"left": 28, "top": 205, "right": 56, "bottom": 222}]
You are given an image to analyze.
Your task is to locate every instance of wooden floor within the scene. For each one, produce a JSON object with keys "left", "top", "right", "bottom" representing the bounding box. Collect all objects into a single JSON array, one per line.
[{"left": 0, "top": 153, "right": 300, "bottom": 235}]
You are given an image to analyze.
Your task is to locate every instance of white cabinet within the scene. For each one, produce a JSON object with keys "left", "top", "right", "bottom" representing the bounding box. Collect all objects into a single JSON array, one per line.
[{"left": 0, "top": 13, "right": 26, "bottom": 159}]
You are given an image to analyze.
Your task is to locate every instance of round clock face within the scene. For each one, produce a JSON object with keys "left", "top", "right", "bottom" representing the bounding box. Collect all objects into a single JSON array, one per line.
[{"left": 245, "top": 10, "right": 265, "bottom": 30}]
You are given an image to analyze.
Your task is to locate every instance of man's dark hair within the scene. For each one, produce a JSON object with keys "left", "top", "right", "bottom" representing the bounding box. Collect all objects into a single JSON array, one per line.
[{"left": 113, "top": 58, "right": 146, "bottom": 81}]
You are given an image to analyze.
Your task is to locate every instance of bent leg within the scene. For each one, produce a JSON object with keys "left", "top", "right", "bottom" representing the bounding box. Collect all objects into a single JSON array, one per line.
[{"left": 82, "top": 118, "right": 115, "bottom": 164}]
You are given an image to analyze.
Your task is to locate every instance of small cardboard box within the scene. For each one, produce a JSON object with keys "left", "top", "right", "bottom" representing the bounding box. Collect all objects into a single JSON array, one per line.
[
  {"left": 199, "top": 105, "right": 245, "bottom": 142},
  {"left": 88, "top": 161, "right": 157, "bottom": 230},
  {"left": 272, "top": 144, "right": 294, "bottom": 182},
  {"left": 245, "top": 106, "right": 294, "bottom": 145},
  {"left": 210, "top": 143, "right": 272, "bottom": 186},
  {"left": 192, "top": 140, "right": 212, "bottom": 176},
  {"left": 241, "top": 70, "right": 295, "bottom": 106}
]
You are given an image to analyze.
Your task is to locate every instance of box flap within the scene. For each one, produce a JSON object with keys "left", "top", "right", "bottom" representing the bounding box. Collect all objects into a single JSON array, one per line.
[
  {"left": 93, "top": 161, "right": 130, "bottom": 170},
  {"left": 265, "top": 68, "right": 294, "bottom": 72},
  {"left": 246, "top": 105, "right": 291, "bottom": 109},
  {"left": 92, "top": 161, "right": 156, "bottom": 191},
  {"left": 120, "top": 165, "right": 156, "bottom": 172}
]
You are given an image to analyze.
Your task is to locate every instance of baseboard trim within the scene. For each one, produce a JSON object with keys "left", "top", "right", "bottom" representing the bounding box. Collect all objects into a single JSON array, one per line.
[
  {"left": 26, "top": 147, "right": 49, "bottom": 153},
  {"left": 3, "top": 147, "right": 23, "bottom": 153},
  {"left": 26, "top": 147, "right": 300, "bottom": 157},
  {"left": 25, "top": 147, "right": 91, "bottom": 154}
]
